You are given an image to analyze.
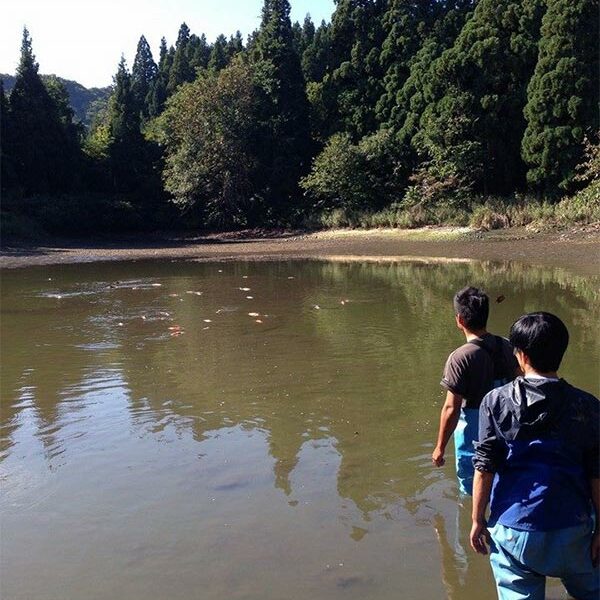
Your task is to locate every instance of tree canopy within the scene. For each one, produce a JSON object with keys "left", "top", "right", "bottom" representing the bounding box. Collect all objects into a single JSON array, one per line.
[{"left": 2, "top": 1, "right": 598, "bottom": 234}]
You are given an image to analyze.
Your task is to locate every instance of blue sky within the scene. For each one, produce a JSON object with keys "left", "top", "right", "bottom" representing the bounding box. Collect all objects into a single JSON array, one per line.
[{"left": 1, "top": 0, "right": 335, "bottom": 88}]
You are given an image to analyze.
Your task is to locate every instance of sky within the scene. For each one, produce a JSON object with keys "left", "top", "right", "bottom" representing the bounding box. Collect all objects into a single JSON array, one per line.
[{"left": 1, "top": 0, "right": 335, "bottom": 88}]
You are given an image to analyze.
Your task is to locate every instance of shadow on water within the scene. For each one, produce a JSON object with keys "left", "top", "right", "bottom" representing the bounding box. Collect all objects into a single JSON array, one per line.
[{"left": 1, "top": 259, "right": 596, "bottom": 600}]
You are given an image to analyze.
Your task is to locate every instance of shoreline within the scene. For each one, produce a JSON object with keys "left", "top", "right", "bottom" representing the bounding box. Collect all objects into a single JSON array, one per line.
[{"left": 1, "top": 226, "right": 599, "bottom": 276}]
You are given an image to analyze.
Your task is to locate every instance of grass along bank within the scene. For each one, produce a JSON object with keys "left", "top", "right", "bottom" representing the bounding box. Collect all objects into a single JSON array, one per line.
[{"left": 308, "top": 191, "right": 600, "bottom": 233}]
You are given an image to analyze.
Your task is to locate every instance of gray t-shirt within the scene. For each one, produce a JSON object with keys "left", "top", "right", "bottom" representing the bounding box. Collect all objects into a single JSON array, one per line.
[{"left": 441, "top": 334, "right": 518, "bottom": 409}]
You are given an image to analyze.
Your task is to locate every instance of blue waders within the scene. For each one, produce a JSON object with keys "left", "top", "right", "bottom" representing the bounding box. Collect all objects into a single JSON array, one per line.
[
  {"left": 455, "top": 378, "right": 509, "bottom": 496},
  {"left": 453, "top": 407, "right": 479, "bottom": 496}
]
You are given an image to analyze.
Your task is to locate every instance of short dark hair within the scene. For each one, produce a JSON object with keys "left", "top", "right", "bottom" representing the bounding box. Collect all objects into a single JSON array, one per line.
[
  {"left": 453, "top": 287, "right": 489, "bottom": 330},
  {"left": 509, "top": 312, "right": 569, "bottom": 372}
]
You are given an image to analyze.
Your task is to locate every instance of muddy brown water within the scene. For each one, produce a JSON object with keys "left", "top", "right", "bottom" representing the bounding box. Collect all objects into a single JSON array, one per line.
[{"left": 1, "top": 259, "right": 598, "bottom": 600}]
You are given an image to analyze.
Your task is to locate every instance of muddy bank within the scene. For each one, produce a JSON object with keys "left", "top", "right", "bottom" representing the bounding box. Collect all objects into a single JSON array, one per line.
[{"left": 1, "top": 227, "right": 599, "bottom": 276}]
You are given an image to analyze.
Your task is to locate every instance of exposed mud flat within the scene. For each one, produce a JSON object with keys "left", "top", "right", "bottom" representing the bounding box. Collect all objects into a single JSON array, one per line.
[{"left": 1, "top": 226, "right": 599, "bottom": 275}]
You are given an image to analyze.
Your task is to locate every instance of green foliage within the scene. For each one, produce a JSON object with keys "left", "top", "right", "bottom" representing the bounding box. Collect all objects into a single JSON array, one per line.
[
  {"left": 0, "top": 79, "right": 15, "bottom": 192},
  {"left": 9, "top": 194, "right": 145, "bottom": 235},
  {"left": 390, "top": 3, "right": 473, "bottom": 145},
  {"left": 416, "top": 0, "right": 544, "bottom": 194},
  {"left": 167, "top": 23, "right": 194, "bottom": 94},
  {"left": 226, "top": 32, "right": 245, "bottom": 60},
  {"left": 571, "top": 133, "right": 600, "bottom": 207},
  {"left": 302, "top": 20, "right": 331, "bottom": 83},
  {"left": 147, "top": 38, "right": 171, "bottom": 118},
  {"left": 469, "top": 193, "right": 600, "bottom": 230},
  {"left": 313, "top": 0, "right": 387, "bottom": 139},
  {"left": 251, "top": 0, "right": 311, "bottom": 218},
  {"left": 301, "top": 129, "right": 406, "bottom": 210},
  {"left": 313, "top": 203, "right": 469, "bottom": 230},
  {"left": 188, "top": 34, "right": 211, "bottom": 72},
  {"left": 158, "top": 62, "right": 264, "bottom": 227},
  {"left": 7, "top": 28, "right": 82, "bottom": 195},
  {"left": 409, "top": 88, "right": 482, "bottom": 207},
  {"left": 522, "top": 0, "right": 599, "bottom": 195},
  {"left": 208, "top": 34, "right": 228, "bottom": 72},
  {"left": 376, "top": 0, "right": 440, "bottom": 125},
  {"left": 107, "top": 57, "right": 160, "bottom": 200},
  {"left": 131, "top": 35, "right": 157, "bottom": 121},
  {"left": 300, "top": 133, "right": 366, "bottom": 209},
  {"left": 1, "top": 73, "right": 112, "bottom": 126},
  {"left": 3, "top": 5, "right": 598, "bottom": 236}
]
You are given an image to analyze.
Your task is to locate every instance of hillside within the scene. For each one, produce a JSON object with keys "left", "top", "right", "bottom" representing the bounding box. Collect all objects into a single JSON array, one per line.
[{"left": 1, "top": 73, "right": 111, "bottom": 126}]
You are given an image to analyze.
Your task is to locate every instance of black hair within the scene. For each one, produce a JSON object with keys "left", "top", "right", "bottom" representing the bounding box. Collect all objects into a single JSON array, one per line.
[
  {"left": 453, "top": 287, "right": 489, "bottom": 330},
  {"left": 509, "top": 312, "right": 569, "bottom": 372}
]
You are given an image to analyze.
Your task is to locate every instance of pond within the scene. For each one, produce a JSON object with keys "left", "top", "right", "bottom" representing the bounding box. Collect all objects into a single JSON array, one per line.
[{"left": 1, "top": 259, "right": 598, "bottom": 600}]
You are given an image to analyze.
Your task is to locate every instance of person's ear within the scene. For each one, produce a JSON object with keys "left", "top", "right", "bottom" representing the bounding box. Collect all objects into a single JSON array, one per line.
[
  {"left": 455, "top": 314, "right": 464, "bottom": 330},
  {"left": 514, "top": 349, "right": 528, "bottom": 372}
]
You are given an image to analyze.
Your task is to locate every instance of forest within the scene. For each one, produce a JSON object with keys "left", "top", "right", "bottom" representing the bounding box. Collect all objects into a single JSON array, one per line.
[{"left": 1, "top": 0, "right": 599, "bottom": 237}]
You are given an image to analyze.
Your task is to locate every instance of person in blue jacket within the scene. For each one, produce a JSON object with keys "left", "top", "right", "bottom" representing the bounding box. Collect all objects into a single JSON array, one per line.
[
  {"left": 432, "top": 287, "right": 518, "bottom": 495},
  {"left": 471, "top": 312, "right": 599, "bottom": 600}
]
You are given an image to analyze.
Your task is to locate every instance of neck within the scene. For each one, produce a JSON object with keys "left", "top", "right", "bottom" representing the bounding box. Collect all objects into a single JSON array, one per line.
[
  {"left": 524, "top": 366, "right": 559, "bottom": 379},
  {"left": 464, "top": 328, "right": 487, "bottom": 341}
]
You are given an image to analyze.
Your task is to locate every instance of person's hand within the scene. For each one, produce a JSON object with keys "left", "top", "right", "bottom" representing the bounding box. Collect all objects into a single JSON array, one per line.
[
  {"left": 432, "top": 446, "right": 445, "bottom": 467},
  {"left": 592, "top": 531, "right": 600, "bottom": 568},
  {"left": 470, "top": 520, "right": 490, "bottom": 555}
]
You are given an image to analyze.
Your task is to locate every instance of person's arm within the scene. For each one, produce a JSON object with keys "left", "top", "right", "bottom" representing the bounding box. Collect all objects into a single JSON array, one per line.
[
  {"left": 470, "top": 395, "right": 504, "bottom": 554},
  {"left": 470, "top": 470, "right": 494, "bottom": 554},
  {"left": 432, "top": 390, "right": 463, "bottom": 467},
  {"left": 591, "top": 478, "right": 599, "bottom": 567}
]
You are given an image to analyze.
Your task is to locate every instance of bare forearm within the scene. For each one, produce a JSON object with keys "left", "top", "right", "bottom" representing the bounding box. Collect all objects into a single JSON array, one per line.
[
  {"left": 472, "top": 470, "right": 494, "bottom": 524},
  {"left": 432, "top": 392, "right": 463, "bottom": 467},
  {"left": 470, "top": 470, "right": 495, "bottom": 555},
  {"left": 435, "top": 404, "right": 461, "bottom": 451}
]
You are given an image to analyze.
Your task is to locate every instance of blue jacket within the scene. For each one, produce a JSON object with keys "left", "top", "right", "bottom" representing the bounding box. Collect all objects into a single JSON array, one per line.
[{"left": 474, "top": 377, "right": 599, "bottom": 531}]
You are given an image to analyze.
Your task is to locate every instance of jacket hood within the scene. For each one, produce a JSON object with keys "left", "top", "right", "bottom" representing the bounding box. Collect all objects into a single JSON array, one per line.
[{"left": 512, "top": 377, "right": 568, "bottom": 437}]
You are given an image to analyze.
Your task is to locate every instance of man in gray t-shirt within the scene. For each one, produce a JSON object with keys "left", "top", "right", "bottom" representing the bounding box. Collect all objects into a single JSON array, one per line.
[
  {"left": 432, "top": 287, "right": 518, "bottom": 495},
  {"left": 441, "top": 334, "right": 516, "bottom": 410}
]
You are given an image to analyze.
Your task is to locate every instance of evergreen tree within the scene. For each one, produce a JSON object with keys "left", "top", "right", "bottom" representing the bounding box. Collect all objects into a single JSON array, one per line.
[
  {"left": 252, "top": 0, "right": 311, "bottom": 218},
  {"left": 415, "top": 0, "right": 544, "bottom": 194},
  {"left": 8, "top": 27, "right": 79, "bottom": 194},
  {"left": 226, "top": 31, "right": 245, "bottom": 60},
  {"left": 302, "top": 20, "right": 332, "bottom": 83},
  {"left": 0, "top": 79, "right": 15, "bottom": 193},
  {"left": 208, "top": 34, "right": 228, "bottom": 72},
  {"left": 188, "top": 34, "right": 211, "bottom": 72},
  {"left": 108, "top": 56, "right": 150, "bottom": 195},
  {"left": 131, "top": 35, "right": 158, "bottom": 121},
  {"left": 291, "top": 21, "right": 304, "bottom": 56},
  {"left": 302, "top": 14, "right": 316, "bottom": 48},
  {"left": 147, "top": 38, "right": 172, "bottom": 117},
  {"left": 44, "top": 75, "right": 83, "bottom": 171},
  {"left": 376, "top": 0, "right": 440, "bottom": 125},
  {"left": 292, "top": 15, "right": 315, "bottom": 64},
  {"left": 167, "top": 23, "right": 194, "bottom": 94},
  {"left": 311, "top": 0, "right": 387, "bottom": 139},
  {"left": 522, "top": 0, "right": 600, "bottom": 194},
  {"left": 390, "top": 2, "right": 474, "bottom": 146}
]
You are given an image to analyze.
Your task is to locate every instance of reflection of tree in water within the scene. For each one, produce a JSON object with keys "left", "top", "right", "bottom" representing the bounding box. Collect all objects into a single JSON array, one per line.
[
  {"left": 0, "top": 287, "right": 122, "bottom": 462},
  {"left": 2, "top": 259, "right": 599, "bottom": 521}
]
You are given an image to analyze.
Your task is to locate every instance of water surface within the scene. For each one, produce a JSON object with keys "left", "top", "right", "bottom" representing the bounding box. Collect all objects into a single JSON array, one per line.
[{"left": 2, "top": 259, "right": 598, "bottom": 599}]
